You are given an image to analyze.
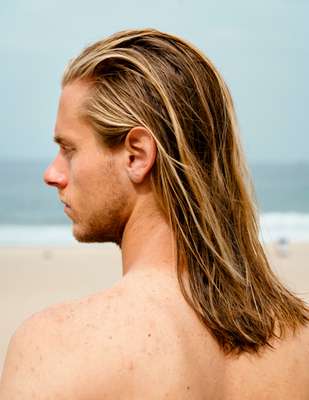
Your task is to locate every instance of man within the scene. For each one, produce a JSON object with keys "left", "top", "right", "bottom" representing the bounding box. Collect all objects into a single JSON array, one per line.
[{"left": 1, "top": 29, "right": 308, "bottom": 399}]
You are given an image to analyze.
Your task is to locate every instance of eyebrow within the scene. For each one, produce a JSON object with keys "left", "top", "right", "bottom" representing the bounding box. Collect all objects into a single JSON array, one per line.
[{"left": 53, "top": 134, "right": 75, "bottom": 146}]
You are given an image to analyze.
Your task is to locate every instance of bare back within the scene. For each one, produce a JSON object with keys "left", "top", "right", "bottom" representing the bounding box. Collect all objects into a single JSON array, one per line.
[
  {"left": 109, "top": 271, "right": 309, "bottom": 399},
  {"left": 1, "top": 269, "right": 309, "bottom": 399}
]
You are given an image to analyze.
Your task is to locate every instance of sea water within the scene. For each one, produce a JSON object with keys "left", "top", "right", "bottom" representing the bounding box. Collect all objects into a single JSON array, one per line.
[{"left": 0, "top": 160, "right": 308, "bottom": 246}]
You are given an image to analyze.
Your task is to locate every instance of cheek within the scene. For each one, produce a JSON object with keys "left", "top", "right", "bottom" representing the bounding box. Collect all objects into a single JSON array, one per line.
[
  {"left": 70, "top": 153, "right": 96, "bottom": 184},
  {"left": 71, "top": 159, "right": 107, "bottom": 199},
  {"left": 65, "top": 159, "right": 91, "bottom": 205},
  {"left": 72, "top": 165, "right": 88, "bottom": 186}
]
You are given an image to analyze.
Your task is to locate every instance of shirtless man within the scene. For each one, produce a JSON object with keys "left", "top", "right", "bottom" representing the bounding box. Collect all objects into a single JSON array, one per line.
[{"left": 1, "top": 29, "right": 308, "bottom": 399}]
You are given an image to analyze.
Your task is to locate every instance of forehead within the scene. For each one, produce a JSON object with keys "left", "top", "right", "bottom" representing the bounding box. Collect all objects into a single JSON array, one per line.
[
  {"left": 59, "top": 80, "right": 90, "bottom": 114},
  {"left": 55, "top": 81, "right": 92, "bottom": 140}
]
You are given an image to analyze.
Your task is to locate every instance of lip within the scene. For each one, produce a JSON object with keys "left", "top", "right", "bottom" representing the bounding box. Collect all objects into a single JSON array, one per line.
[
  {"left": 60, "top": 200, "right": 73, "bottom": 218},
  {"left": 63, "top": 203, "right": 73, "bottom": 219},
  {"left": 60, "top": 199, "right": 71, "bottom": 208}
]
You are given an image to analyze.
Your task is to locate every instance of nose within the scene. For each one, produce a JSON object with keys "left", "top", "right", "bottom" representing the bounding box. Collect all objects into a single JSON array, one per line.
[{"left": 44, "top": 156, "right": 68, "bottom": 189}]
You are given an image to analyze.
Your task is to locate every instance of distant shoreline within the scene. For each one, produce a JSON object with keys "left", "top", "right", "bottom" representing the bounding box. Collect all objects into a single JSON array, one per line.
[{"left": 1, "top": 212, "right": 309, "bottom": 246}]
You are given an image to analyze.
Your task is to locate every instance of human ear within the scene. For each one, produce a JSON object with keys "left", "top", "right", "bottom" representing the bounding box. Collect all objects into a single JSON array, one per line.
[{"left": 124, "top": 126, "right": 157, "bottom": 183}]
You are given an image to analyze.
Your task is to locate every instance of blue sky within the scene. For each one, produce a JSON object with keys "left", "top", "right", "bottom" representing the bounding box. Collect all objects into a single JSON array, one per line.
[{"left": 1, "top": 0, "right": 308, "bottom": 163}]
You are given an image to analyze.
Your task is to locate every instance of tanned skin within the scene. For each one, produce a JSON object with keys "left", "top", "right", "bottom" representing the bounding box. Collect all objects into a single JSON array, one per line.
[{"left": 1, "top": 81, "right": 309, "bottom": 399}]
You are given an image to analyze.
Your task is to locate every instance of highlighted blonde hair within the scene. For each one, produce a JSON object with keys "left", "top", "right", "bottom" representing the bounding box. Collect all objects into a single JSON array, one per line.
[{"left": 62, "top": 28, "right": 308, "bottom": 354}]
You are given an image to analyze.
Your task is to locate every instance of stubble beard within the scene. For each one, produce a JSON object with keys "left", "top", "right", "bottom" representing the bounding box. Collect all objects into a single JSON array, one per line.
[
  {"left": 72, "top": 212, "right": 125, "bottom": 247},
  {"left": 72, "top": 197, "right": 128, "bottom": 247},
  {"left": 71, "top": 154, "right": 130, "bottom": 247}
]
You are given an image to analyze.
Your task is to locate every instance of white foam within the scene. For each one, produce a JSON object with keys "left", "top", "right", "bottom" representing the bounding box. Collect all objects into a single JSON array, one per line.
[
  {"left": 259, "top": 213, "right": 309, "bottom": 243},
  {"left": 0, "top": 212, "right": 309, "bottom": 246}
]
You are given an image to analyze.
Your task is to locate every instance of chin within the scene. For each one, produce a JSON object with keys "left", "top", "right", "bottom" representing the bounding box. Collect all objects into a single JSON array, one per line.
[
  {"left": 72, "top": 222, "right": 123, "bottom": 246},
  {"left": 72, "top": 224, "right": 100, "bottom": 243}
]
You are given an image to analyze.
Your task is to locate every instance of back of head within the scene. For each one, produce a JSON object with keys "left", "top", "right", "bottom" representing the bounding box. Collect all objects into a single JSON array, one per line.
[{"left": 62, "top": 28, "right": 309, "bottom": 355}]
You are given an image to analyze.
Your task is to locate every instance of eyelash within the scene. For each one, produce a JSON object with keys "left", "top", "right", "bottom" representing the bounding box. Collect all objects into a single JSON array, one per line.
[{"left": 60, "top": 146, "right": 74, "bottom": 158}]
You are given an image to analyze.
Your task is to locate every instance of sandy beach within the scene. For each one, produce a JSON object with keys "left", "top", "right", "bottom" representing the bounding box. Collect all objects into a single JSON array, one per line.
[{"left": 0, "top": 241, "right": 308, "bottom": 373}]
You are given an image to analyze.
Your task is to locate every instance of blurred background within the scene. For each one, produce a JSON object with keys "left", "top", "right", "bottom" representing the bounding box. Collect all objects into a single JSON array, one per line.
[
  {"left": 0, "top": 0, "right": 308, "bottom": 371},
  {"left": 1, "top": 0, "right": 308, "bottom": 245}
]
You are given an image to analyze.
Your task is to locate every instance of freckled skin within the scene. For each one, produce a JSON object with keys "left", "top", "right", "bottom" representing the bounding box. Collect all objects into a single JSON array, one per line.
[
  {"left": 4, "top": 271, "right": 306, "bottom": 400},
  {"left": 1, "top": 81, "right": 309, "bottom": 399}
]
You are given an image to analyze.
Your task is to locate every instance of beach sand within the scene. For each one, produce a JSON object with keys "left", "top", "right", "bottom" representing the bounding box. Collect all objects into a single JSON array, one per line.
[{"left": 0, "top": 241, "right": 308, "bottom": 373}]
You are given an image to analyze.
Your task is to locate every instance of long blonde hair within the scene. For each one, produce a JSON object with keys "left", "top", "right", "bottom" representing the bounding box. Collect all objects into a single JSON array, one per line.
[{"left": 62, "top": 28, "right": 308, "bottom": 354}]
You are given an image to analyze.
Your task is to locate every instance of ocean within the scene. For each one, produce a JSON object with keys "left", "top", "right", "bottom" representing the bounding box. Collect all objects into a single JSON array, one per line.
[{"left": 1, "top": 160, "right": 308, "bottom": 246}]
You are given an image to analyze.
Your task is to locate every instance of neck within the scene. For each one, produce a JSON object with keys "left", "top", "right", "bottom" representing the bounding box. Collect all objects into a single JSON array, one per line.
[{"left": 120, "top": 195, "right": 177, "bottom": 277}]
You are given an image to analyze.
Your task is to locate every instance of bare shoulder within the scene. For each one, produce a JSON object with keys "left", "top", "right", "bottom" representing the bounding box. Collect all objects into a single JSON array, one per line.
[
  {"left": 0, "top": 275, "right": 181, "bottom": 399},
  {"left": 226, "top": 321, "right": 309, "bottom": 398},
  {"left": 0, "top": 281, "right": 144, "bottom": 399}
]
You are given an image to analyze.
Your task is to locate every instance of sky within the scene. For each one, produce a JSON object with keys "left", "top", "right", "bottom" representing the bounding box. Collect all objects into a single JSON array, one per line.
[{"left": 0, "top": 0, "right": 308, "bottom": 163}]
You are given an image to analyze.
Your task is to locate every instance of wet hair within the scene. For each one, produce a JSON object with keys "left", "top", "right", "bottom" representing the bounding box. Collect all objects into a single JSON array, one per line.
[{"left": 62, "top": 28, "right": 308, "bottom": 354}]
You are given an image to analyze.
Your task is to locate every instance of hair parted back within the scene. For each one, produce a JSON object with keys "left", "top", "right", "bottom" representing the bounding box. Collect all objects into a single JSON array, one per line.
[{"left": 62, "top": 28, "right": 308, "bottom": 355}]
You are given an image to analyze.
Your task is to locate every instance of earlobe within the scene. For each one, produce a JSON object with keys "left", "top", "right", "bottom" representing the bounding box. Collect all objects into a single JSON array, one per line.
[
  {"left": 128, "top": 169, "right": 143, "bottom": 184},
  {"left": 125, "top": 126, "right": 157, "bottom": 184}
]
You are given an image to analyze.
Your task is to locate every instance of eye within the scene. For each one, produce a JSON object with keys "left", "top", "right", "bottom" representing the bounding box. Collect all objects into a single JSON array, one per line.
[{"left": 60, "top": 145, "right": 74, "bottom": 158}]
